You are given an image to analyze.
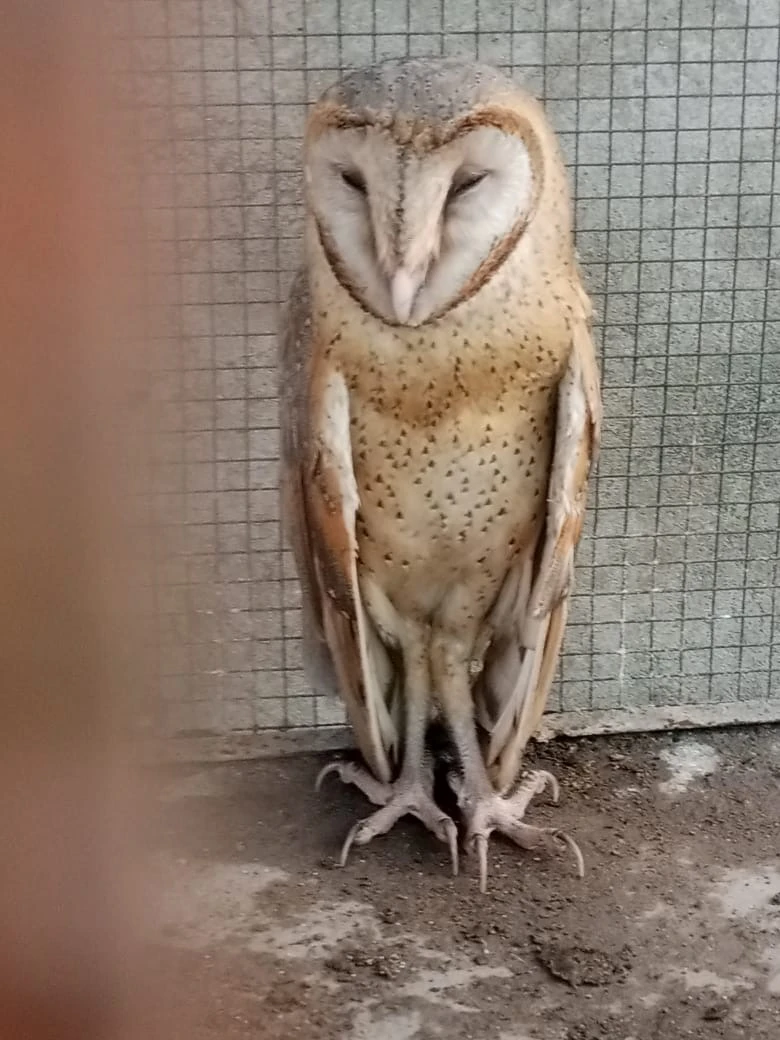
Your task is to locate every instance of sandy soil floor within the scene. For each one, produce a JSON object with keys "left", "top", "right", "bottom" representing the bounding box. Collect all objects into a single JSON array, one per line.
[{"left": 145, "top": 726, "right": 780, "bottom": 1039}]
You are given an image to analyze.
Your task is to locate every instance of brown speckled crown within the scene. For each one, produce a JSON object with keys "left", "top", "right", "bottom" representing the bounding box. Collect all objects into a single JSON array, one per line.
[
  {"left": 308, "top": 57, "right": 555, "bottom": 154},
  {"left": 321, "top": 58, "right": 519, "bottom": 124}
]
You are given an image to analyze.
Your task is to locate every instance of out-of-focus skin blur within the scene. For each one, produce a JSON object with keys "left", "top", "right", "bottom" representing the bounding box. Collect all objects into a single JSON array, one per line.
[{"left": 0, "top": 4, "right": 171, "bottom": 1037}]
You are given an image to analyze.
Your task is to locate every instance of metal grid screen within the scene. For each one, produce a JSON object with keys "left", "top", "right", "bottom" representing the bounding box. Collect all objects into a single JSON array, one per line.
[{"left": 127, "top": 0, "right": 780, "bottom": 750}]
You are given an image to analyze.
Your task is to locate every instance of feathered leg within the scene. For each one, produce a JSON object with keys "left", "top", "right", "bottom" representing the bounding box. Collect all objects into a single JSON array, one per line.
[
  {"left": 431, "top": 630, "right": 581, "bottom": 893},
  {"left": 317, "top": 642, "right": 458, "bottom": 873}
]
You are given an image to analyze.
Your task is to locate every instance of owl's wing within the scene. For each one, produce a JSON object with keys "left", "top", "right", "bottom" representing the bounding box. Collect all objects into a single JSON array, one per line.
[
  {"left": 279, "top": 271, "right": 396, "bottom": 783},
  {"left": 476, "top": 280, "right": 602, "bottom": 793}
]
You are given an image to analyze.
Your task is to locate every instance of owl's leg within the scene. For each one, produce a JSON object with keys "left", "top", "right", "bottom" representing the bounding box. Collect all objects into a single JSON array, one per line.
[
  {"left": 317, "top": 643, "right": 458, "bottom": 874},
  {"left": 431, "top": 630, "right": 582, "bottom": 893}
]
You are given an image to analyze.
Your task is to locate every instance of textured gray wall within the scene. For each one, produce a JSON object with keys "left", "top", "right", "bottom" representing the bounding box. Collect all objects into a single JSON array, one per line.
[{"left": 128, "top": 0, "right": 780, "bottom": 745}]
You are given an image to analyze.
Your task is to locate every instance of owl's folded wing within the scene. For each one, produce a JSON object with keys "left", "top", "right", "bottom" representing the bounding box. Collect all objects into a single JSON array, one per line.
[
  {"left": 476, "top": 279, "right": 602, "bottom": 792},
  {"left": 279, "top": 271, "right": 398, "bottom": 782}
]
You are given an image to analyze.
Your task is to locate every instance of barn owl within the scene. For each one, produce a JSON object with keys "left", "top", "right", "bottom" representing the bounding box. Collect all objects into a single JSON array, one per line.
[{"left": 280, "top": 59, "right": 601, "bottom": 892}]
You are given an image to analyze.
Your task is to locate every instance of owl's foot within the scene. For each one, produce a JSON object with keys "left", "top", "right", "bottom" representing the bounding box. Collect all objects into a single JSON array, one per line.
[
  {"left": 316, "top": 760, "right": 459, "bottom": 875},
  {"left": 449, "top": 769, "right": 584, "bottom": 893}
]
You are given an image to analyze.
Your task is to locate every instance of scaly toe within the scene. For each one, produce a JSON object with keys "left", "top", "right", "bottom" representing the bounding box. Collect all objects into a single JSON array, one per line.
[
  {"left": 315, "top": 758, "right": 393, "bottom": 806},
  {"left": 512, "top": 769, "right": 561, "bottom": 808},
  {"left": 464, "top": 783, "right": 584, "bottom": 892},
  {"left": 335, "top": 781, "right": 459, "bottom": 873}
]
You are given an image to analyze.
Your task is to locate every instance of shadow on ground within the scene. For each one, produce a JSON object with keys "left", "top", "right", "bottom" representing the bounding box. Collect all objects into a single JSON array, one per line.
[{"left": 145, "top": 726, "right": 780, "bottom": 1039}]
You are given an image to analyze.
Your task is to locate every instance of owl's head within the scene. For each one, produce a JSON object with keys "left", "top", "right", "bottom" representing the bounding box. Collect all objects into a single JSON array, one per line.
[{"left": 303, "top": 60, "right": 551, "bottom": 327}]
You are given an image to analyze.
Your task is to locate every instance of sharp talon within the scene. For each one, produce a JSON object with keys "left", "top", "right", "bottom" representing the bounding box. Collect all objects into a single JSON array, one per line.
[
  {"left": 315, "top": 761, "right": 342, "bottom": 792},
  {"left": 339, "top": 820, "right": 362, "bottom": 867},
  {"left": 476, "top": 834, "right": 489, "bottom": 894},
  {"left": 443, "top": 819, "right": 459, "bottom": 877},
  {"left": 553, "top": 830, "right": 585, "bottom": 878}
]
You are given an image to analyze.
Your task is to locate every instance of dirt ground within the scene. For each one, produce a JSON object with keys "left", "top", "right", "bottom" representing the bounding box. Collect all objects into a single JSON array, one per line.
[{"left": 145, "top": 726, "right": 780, "bottom": 1040}]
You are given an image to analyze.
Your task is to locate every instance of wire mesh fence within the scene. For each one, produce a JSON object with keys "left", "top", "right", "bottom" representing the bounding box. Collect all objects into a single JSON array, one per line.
[{"left": 122, "top": 0, "right": 780, "bottom": 752}]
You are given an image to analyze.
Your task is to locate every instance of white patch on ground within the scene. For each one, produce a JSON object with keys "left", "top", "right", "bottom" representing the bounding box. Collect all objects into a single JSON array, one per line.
[
  {"left": 246, "top": 886, "right": 514, "bottom": 1012},
  {"left": 398, "top": 964, "right": 512, "bottom": 1013},
  {"left": 658, "top": 740, "right": 720, "bottom": 794},
  {"left": 351, "top": 1008, "right": 422, "bottom": 1040},
  {"left": 158, "top": 768, "right": 225, "bottom": 802},
  {"left": 613, "top": 785, "right": 643, "bottom": 800},
  {"left": 156, "top": 859, "right": 288, "bottom": 947},
  {"left": 669, "top": 968, "right": 752, "bottom": 997},
  {"left": 711, "top": 866, "right": 780, "bottom": 919},
  {"left": 638, "top": 992, "right": 662, "bottom": 1008},
  {"left": 763, "top": 947, "right": 780, "bottom": 995},
  {"left": 249, "top": 899, "right": 381, "bottom": 960},
  {"left": 641, "top": 900, "right": 669, "bottom": 920},
  {"left": 710, "top": 866, "right": 780, "bottom": 994},
  {"left": 155, "top": 857, "right": 516, "bottom": 1024},
  {"left": 415, "top": 944, "right": 455, "bottom": 962}
]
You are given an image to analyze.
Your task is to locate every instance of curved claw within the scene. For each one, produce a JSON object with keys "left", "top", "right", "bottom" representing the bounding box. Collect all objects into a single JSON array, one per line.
[
  {"left": 551, "top": 829, "right": 585, "bottom": 878},
  {"left": 315, "top": 761, "right": 344, "bottom": 792},
  {"left": 339, "top": 819, "right": 363, "bottom": 867},
  {"left": 536, "top": 770, "right": 560, "bottom": 804},
  {"left": 475, "top": 834, "right": 489, "bottom": 894},
  {"left": 441, "top": 818, "right": 459, "bottom": 877}
]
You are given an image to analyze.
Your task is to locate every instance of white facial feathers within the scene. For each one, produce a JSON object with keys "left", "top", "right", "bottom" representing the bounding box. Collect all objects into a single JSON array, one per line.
[
  {"left": 306, "top": 124, "right": 536, "bottom": 326},
  {"left": 411, "top": 128, "right": 534, "bottom": 324}
]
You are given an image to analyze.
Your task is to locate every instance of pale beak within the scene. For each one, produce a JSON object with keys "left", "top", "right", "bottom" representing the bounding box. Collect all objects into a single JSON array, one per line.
[{"left": 390, "top": 267, "right": 419, "bottom": 325}]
